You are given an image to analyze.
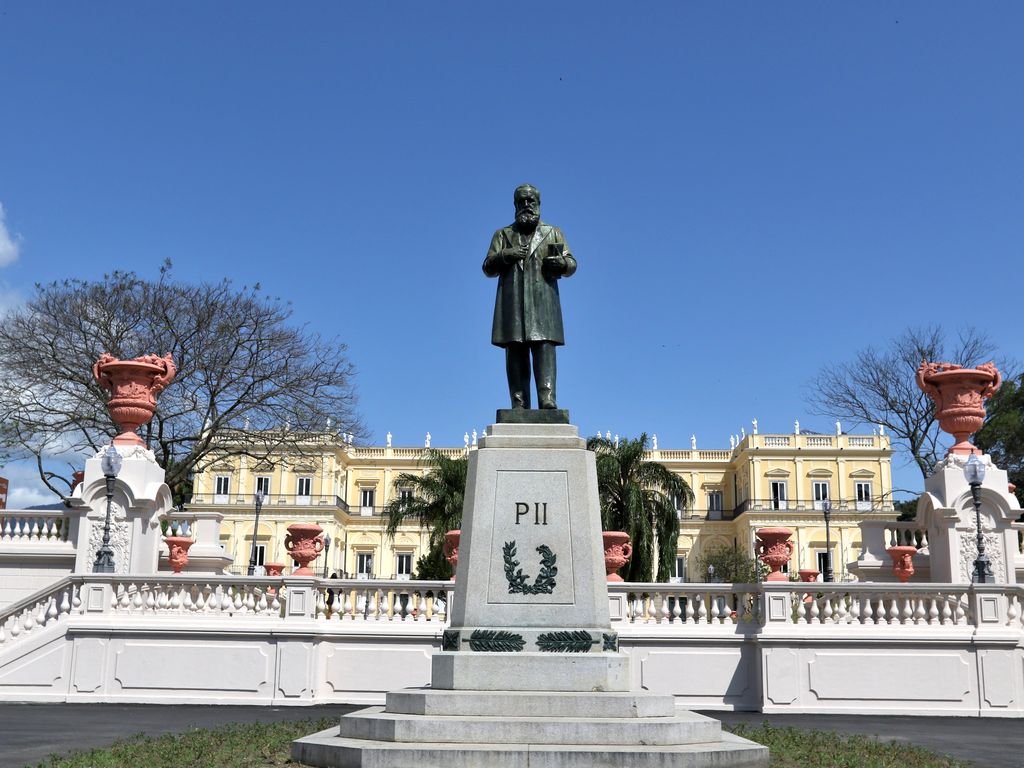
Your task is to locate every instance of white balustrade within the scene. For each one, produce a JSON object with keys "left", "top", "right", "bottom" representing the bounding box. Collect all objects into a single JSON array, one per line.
[
  {"left": 0, "top": 512, "right": 71, "bottom": 544},
  {"left": 1, "top": 577, "right": 1021, "bottom": 658}
]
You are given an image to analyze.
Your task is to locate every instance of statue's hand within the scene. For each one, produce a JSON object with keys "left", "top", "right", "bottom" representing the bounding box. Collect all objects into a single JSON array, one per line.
[
  {"left": 502, "top": 247, "right": 527, "bottom": 265},
  {"left": 542, "top": 254, "right": 566, "bottom": 274}
]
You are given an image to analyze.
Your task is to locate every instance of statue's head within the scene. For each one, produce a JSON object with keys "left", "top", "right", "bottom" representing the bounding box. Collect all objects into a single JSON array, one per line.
[{"left": 513, "top": 184, "right": 541, "bottom": 229}]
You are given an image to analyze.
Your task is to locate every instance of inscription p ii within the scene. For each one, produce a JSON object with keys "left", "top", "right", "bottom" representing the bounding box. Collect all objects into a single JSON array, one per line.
[{"left": 514, "top": 502, "right": 548, "bottom": 526}]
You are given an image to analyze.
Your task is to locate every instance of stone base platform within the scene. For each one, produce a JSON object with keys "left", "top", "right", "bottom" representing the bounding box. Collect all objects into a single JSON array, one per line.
[
  {"left": 292, "top": 689, "right": 769, "bottom": 768},
  {"left": 432, "top": 651, "right": 630, "bottom": 691}
]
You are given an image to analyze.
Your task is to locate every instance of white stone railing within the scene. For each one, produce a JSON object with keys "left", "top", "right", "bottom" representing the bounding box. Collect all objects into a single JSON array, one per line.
[
  {"left": 607, "top": 582, "right": 977, "bottom": 629},
  {"left": 856, "top": 520, "right": 929, "bottom": 567},
  {"left": 3, "top": 576, "right": 1019, "bottom": 649},
  {"left": 0, "top": 511, "right": 72, "bottom": 544},
  {"left": 315, "top": 578, "right": 452, "bottom": 623}
]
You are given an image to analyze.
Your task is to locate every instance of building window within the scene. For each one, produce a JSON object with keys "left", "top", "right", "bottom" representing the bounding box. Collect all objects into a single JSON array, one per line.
[
  {"left": 255, "top": 476, "right": 271, "bottom": 498},
  {"left": 396, "top": 552, "right": 413, "bottom": 579},
  {"left": 356, "top": 552, "right": 374, "bottom": 579},
  {"left": 214, "top": 475, "right": 230, "bottom": 503},
  {"left": 769, "top": 481, "right": 787, "bottom": 510},
  {"left": 671, "top": 555, "right": 687, "bottom": 583},
  {"left": 812, "top": 481, "right": 830, "bottom": 511},
  {"left": 398, "top": 488, "right": 414, "bottom": 508},
  {"left": 816, "top": 551, "right": 830, "bottom": 575},
  {"left": 855, "top": 481, "right": 872, "bottom": 511},
  {"left": 360, "top": 488, "right": 376, "bottom": 516},
  {"left": 253, "top": 544, "right": 266, "bottom": 567},
  {"left": 297, "top": 476, "right": 312, "bottom": 505},
  {"left": 707, "top": 491, "right": 723, "bottom": 520}
]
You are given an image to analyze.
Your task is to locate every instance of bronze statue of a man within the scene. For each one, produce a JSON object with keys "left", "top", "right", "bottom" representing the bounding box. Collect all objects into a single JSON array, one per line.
[{"left": 483, "top": 184, "right": 576, "bottom": 409}]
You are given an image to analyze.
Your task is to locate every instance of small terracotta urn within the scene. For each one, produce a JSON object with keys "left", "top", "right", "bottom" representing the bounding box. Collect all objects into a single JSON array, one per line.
[
  {"left": 164, "top": 536, "right": 194, "bottom": 574},
  {"left": 284, "top": 523, "right": 324, "bottom": 576},
  {"left": 887, "top": 545, "right": 917, "bottom": 583},
  {"left": 916, "top": 360, "right": 1001, "bottom": 456},
  {"left": 443, "top": 530, "right": 460, "bottom": 580},
  {"left": 602, "top": 531, "right": 633, "bottom": 582},
  {"left": 264, "top": 563, "right": 285, "bottom": 577},
  {"left": 798, "top": 569, "right": 819, "bottom": 583},
  {"left": 756, "top": 527, "right": 794, "bottom": 582},
  {"left": 93, "top": 353, "right": 177, "bottom": 446}
]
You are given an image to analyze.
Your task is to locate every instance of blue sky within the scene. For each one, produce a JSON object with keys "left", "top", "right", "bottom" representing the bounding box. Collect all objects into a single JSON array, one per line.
[{"left": 1, "top": 3, "right": 1021, "bottom": 505}]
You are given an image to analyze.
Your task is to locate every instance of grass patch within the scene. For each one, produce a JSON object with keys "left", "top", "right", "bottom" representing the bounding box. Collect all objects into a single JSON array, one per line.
[
  {"left": 31, "top": 718, "right": 335, "bottom": 768},
  {"left": 727, "top": 723, "right": 975, "bottom": 768},
  {"left": 31, "top": 717, "right": 974, "bottom": 768}
]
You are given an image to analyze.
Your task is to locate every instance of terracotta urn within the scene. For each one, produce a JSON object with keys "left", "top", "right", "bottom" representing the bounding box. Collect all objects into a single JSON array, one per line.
[
  {"left": 602, "top": 531, "right": 633, "bottom": 582},
  {"left": 443, "top": 530, "right": 460, "bottom": 580},
  {"left": 264, "top": 562, "right": 285, "bottom": 577},
  {"left": 163, "top": 535, "right": 194, "bottom": 574},
  {"left": 798, "top": 569, "right": 819, "bottom": 583},
  {"left": 93, "top": 353, "right": 177, "bottom": 446},
  {"left": 284, "top": 523, "right": 324, "bottom": 576},
  {"left": 887, "top": 545, "right": 917, "bottom": 583},
  {"left": 755, "top": 527, "right": 794, "bottom": 582},
  {"left": 916, "top": 360, "right": 1001, "bottom": 456}
]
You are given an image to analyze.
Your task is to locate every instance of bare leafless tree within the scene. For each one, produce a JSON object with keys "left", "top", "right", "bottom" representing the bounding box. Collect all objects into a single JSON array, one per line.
[
  {"left": 0, "top": 263, "right": 364, "bottom": 501},
  {"left": 806, "top": 326, "right": 1011, "bottom": 479}
]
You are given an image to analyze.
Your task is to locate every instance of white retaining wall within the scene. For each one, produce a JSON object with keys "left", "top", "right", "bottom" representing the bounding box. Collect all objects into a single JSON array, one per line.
[{"left": 1, "top": 577, "right": 1023, "bottom": 717}]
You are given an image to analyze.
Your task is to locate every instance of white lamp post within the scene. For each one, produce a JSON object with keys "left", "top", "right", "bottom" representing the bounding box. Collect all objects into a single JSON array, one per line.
[
  {"left": 93, "top": 445, "right": 123, "bottom": 573},
  {"left": 964, "top": 454, "right": 994, "bottom": 584}
]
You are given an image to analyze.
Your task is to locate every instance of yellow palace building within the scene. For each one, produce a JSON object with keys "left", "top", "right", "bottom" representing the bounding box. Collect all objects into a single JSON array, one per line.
[{"left": 188, "top": 427, "right": 894, "bottom": 581}]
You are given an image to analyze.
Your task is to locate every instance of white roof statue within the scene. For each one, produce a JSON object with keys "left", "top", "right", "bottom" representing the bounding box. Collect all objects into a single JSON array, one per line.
[
  {"left": 690, "top": 434, "right": 697, "bottom": 450},
  {"left": 386, "top": 431, "right": 392, "bottom": 448}
]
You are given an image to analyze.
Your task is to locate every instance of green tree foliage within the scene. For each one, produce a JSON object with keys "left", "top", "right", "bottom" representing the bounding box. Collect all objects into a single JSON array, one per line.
[
  {"left": 894, "top": 496, "right": 920, "bottom": 521},
  {"left": 806, "top": 325, "right": 1008, "bottom": 480},
  {"left": 382, "top": 448, "right": 468, "bottom": 577},
  {"left": 0, "top": 263, "right": 363, "bottom": 500},
  {"left": 588, "top": 433, "right": 693, "bottom": 582},
  {"left": 695, "top": 544, "right": 766, "bottom": 584},
  {"left": 413, "top": 544, "right": 452, "bottom": 580},
  {"left": 976, "top": 373, "right": 1024, "bottom": 508}
]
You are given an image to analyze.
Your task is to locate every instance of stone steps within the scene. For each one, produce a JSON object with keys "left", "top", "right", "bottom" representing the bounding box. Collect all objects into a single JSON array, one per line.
[
  {"left": 386, "top": 688, "right": 678, "bottom": 718},
  {"left": 292, "top": 727, "right": 770, "bottom": 768},
  {"left": 338, "top": 705, "right": 720, "bottom": 746}
]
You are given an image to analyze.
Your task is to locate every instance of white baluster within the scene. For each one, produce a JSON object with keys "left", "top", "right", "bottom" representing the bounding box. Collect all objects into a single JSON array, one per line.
[
  {"left": 695, "top": 594, "right": 708, "bottom": 624},
  {"left": 1, "top": 517, "right": 11, "bottom": 540},
  {"left": 684, "top": 594, "right": 695, "bottom": 624},
  {"left": 343, "top": 590, "right": 353, "bottom": 619},
  {"left": 59, "top": 589, "right": 71, "bottom": 618},
  {"left": 796, "top": 595, "right": 807, "bottom": 624},
  {"left": 939, "top": 595, "right": 953, "bottom": 625},
  {"left": 821, "top": 594, "right": 834, "bottom": 623},
  {"left": 232, "top": 587, "right": 244, "bottom": 612},
  {"left": 169, "top": 586, "right": 181, "bottom": 611},
  {"left": 912, "top": 597, "right": 926, "bottom": 625},
  {"left": 316, "top": 588, "right": 327, "bottom": 618},
  {"left": 1007, "top": 595, "right": 1021, "bottom": 628},
  {"left": 46, "top": 599, "right": 58, "bottom": 626},
  {"left": 671, "top": 594, "right": 683, "bottom": 622},
  {"left": 418, "top": 593, "right": 428, "bottom": 621},
  {"left": 954, "top": 593, "right": 966, "bottom": 624},
  {"left": 900, "top": 596, "right": 913, "bottom": 625}
]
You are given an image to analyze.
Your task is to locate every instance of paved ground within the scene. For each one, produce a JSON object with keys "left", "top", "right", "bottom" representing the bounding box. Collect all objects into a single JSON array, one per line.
[{"left": 1, "top": 703, "right": 1020, "bottom": 767}]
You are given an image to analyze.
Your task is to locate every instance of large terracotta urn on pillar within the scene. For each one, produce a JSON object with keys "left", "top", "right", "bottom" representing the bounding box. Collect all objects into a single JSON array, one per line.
[
  {"left": 602, "top": 531, "right": 633, "bottom": 582},
  {"left": 916, "top": 360, "right": 1001, "bottom": 456},
  {"left": 443, "top": 530, "right": 460, "bottom": 581},
  {"left": 284, "top": 523, "right": 324, "bottom": 576},
  {"left": 887, "top": 545, "right": 917, "bottom": 583},
  {"left": 93, "top": 353, "right": 177, "bottom": 446},
  {"left": 755, "top": 527, "right": 794, "bottom": 582}
]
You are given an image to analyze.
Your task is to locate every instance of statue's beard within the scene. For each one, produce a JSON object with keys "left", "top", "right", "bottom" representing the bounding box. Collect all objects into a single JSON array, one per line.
[{"left": 516, "top": 211, "right": 539, "bottom": 230}]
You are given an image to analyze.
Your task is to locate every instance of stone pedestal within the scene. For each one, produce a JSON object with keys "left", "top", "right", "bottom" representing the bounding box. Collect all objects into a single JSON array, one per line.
[
  {"left": 917, "top": 453, "right": 1022, "bottom": 583},
  {"left": 293, "top": 423, "right": 767, "bottom": 767},
  {"left": 68, "top": 445, "right": 174, "bottom": 575}
]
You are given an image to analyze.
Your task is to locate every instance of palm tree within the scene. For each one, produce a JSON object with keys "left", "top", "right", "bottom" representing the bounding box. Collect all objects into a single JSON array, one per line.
[
  {"left": 382, "top": 448, "right": 468, "bottom": 579},
  {"left": 588, "top": 433, "right": 693, "bottom": 582}
]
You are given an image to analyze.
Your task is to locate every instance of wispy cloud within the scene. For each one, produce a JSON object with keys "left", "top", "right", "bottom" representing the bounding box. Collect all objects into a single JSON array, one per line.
[{"left": 0, "top": 203, "right": 22, "bottom": 267}]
